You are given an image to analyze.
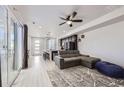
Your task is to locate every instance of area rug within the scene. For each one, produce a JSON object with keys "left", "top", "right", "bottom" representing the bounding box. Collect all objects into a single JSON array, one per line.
[{"left": 47, "top": 63, "right": 124, "bottom": 87}]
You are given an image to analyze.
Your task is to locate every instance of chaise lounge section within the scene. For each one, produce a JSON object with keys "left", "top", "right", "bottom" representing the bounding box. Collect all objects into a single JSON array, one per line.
[{"left": 54, "top": 50, "right": 101, "bottom": 69}]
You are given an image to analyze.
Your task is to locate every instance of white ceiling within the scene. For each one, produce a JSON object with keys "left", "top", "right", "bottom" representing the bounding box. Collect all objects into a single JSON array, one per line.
[{"left": 11, "top": 5, "right": 122, "bottom": 36}]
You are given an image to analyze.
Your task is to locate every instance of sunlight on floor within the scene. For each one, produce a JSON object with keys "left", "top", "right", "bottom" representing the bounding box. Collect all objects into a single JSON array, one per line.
[
  {"left": 12, "top": 56, "right": 52, "bottom": 87},
  {"left": 33, "top": 56, "right": 41, "bottom": 68}
]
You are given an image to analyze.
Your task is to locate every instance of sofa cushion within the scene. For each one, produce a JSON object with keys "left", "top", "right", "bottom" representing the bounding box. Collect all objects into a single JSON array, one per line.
[
  {"left": 60, "top": 54, "right": 71, "bottom": 58},
  {"left": 61, "top": 54, "right": 84, "bottom": 58},
  {"left": 81, "top": 56, "right": 101, "bottom": 63},
  {"left": 80, "top": 54, "right": 90, "bottom": 57},
  {"left": 64, "top": 56, "right": 82, "bottom": 62},
  {"left": 59, "top": 50, "right": 67, "bottom": 55},
  {"left": 80, "top": 56, "right": 101, "bottom": 68},
  {"left": 59, "top": 50, "right": 80, "bottom": 55},
  {"left": 72, "top": 50, "right": 80, "bottom": 54}
]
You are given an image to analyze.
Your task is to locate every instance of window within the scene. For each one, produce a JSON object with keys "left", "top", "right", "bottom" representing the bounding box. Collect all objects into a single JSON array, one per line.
[{"left": 47, "top": 38, "right": 56, "bottom": 50}]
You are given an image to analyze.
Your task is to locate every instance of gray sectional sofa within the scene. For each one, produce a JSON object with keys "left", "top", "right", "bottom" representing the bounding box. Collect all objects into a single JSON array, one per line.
[{"left": 54, "top": 50, "right": 101, "bottom": 69}]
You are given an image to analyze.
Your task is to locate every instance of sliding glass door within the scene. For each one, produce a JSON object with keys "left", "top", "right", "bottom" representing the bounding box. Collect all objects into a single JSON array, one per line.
[
  {"left": 14, "top": 23, "right": 24, "bottom": 70},
  {"left": 7, "top": 17, "right": 17, "bottom": 85},
  {"left": 0, "top": 6, "right": 8, "bottom": 86},
  {"left": 0, "top": 6, "right": 24, "bottom": 86},
  {"left": 7, "top": 16, "right": 24, "bottom": 85}
]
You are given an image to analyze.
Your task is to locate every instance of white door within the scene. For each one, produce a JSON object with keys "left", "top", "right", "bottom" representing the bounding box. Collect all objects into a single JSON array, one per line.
[{"left": 31, "top": 37, "right": 44, "bottom": 56}]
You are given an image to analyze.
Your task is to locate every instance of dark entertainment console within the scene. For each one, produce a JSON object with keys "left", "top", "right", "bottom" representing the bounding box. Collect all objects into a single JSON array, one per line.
[{"left": 60, "top": 35, "right": 78, "bottom": 50}]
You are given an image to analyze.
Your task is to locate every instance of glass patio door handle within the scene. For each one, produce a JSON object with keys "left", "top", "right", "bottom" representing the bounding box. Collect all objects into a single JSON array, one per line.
[
  {"left": 2, "top": 45, "right": 7, "bottom": 49},
  {"left": 0, "top": 46, "right": 7, "bottom": 55},
  {"left": 3, "top": 45, "right": 5, "bottom": 48}
]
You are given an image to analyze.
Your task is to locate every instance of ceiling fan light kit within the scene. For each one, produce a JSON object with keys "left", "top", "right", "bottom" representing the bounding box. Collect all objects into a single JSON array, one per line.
[
  {"left": 59, "top": 11, "right": 83, "bottom": 27},
  {"left": 66, "top": 21, "right": 72, "bottom": 25}
]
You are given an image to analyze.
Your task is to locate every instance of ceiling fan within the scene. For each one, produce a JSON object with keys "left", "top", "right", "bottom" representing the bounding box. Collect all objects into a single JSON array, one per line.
[{"left": 59, "top": 11, "right": 83, "bottom": 27}]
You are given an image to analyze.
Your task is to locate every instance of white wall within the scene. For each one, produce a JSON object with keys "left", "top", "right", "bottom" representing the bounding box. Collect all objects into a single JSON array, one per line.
[{"left": 78, "top": 21, "right": 124, "bottom": 67}]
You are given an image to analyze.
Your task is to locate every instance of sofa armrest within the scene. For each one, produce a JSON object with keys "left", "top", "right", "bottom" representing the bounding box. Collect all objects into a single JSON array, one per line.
[
  {"left": 54, "top": 56, "right": 64, "bottom": 69},
  {"left": 54, "top": 56, "right": 63, "bottom": 60},
  {"left": 80, "top": 54, "right": 90, "bottom": 57}
]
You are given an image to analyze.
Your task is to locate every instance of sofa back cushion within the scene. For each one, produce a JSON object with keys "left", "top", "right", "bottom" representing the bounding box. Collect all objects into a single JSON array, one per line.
[
  {"left": 58, "top": 50, "right": 80, "bottom": 58},
  {"left": 59, "top": 50, "right": 79, "bottom": 55},
  {"left": 60, "top": 53, "right": 82, "bottom": 58},
  {"left": 60, "top": 54, "right": 70, "bottom": 58}
]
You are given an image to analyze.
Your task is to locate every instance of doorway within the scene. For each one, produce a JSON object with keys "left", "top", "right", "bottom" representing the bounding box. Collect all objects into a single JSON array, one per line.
[{"left": 31, "top": 37, "right": 45, "bottom": 56}]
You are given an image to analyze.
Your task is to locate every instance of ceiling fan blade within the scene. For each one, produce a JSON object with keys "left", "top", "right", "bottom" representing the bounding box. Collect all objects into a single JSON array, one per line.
[
  {"left": 69, "top": 23, "right": 73, "bottom": 27},
  {"left": 59, "top": 22, "right": 66, "bottom": 26},
  {"left": 72, "top": 11, "right": 77, "bottom": 18},
  {"left": 59, "top": 17, "right": 67, "bottom": 20},
  {"left": 66, "top": 15, "right": 71, "bottom": 20},
  {"left": 71, "top": 19, "right": 83, "bottom": 22}
]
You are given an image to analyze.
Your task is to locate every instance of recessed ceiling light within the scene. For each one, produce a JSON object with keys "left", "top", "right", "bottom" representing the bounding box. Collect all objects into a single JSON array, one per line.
[{"left": 63, "top": 30, "right": 66, "bottom": 33}]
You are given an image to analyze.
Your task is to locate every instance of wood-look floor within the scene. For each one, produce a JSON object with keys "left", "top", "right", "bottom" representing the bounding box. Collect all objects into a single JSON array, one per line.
[{"left": 12, "top": 56, "right": 52, "bottom": 87}]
